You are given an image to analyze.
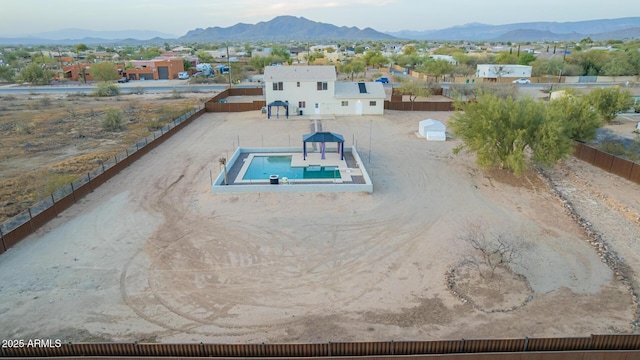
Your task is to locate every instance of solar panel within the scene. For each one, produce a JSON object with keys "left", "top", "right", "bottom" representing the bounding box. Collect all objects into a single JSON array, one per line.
[{"left": 358, "top": 82, "right": 367, "bottom": 93}]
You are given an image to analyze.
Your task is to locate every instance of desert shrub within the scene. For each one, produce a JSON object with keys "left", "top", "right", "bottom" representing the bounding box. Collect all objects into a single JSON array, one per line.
[
  {"left": 132, "top": 86, "right": 145, "bottom": 95},
  {"left": 599, "top": 140, "right": 627, "bottom": 156},
  {"left": 171, "top": 88, "right": 183, "bottom": 99},
  {"left": 146, "top": 120, "right": 164, "bottom": 131},
  {"left": 102, "top": 108, "right": 125, "bottom": 131},
  {"left": 39, "top": 173, "right": 77, "bottom": 199},
  {"left": 93, "top": 83, "right": 121, "bottom": 97}
]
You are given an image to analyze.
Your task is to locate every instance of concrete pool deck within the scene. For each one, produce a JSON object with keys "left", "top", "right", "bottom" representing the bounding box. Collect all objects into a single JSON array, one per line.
[{"left": 212, "top": 146, "right": 372, "bottom": 193}]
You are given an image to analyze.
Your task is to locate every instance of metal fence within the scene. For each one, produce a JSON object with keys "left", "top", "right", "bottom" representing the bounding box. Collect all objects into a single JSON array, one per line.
[
  {"left": 2, "top": 335, "right": 640, "bottom": 358},
  {"left": 573, "top": 141, "right": 640, "bottom": 185},
  {"left": 0, "top": 106, "right": 206, "bottom": 256}
]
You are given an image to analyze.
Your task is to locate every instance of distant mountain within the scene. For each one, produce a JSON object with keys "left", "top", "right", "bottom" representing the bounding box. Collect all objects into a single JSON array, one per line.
[
  {"left": 180, "top": 15, "right": 396, "bottom": 41},
  {"left": 0, "top": 29, "right": 176, "bottom": 46},
  {"left": 388, "top": 17, "right": 640, "bottom": 41},
  {"left": 31, "top": 29, "right": 177, "bottom": 40},
  {"left": 2, "top": 16, "right": 639, "bottom": 46}
]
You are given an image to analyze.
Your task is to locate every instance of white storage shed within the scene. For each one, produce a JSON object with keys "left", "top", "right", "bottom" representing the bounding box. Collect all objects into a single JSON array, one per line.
[{"left": 418, "top": 119, "right": 446, "bottom": 141}]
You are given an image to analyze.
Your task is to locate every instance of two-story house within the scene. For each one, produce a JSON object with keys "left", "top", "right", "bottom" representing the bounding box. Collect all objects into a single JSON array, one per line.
[{"left": 264, "top": 65, "right": 385, "bottom": 116}]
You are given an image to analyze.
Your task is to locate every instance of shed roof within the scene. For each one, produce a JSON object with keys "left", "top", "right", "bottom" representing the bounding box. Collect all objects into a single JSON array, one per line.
[
  {"left": 419, "top": 119, "right": 446, "bottom": 131},
  {"left": 264, "top": 65, "right": 337, "bottom": 82}
]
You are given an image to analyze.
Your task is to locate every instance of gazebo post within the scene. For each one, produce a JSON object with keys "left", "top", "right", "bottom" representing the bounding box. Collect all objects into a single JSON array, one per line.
[
  {"left": 303, "top": 141, "right": 306, "bottom": 160},
  {"left": 267, "top": 105, "right": 271, "bottom": 119},
  {"left": 321, "top": 142, "right": 326, "bottom": 160}
]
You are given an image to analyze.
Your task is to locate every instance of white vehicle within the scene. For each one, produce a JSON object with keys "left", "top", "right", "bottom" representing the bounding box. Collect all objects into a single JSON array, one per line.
[
  {"left": 178, "top": 72, "right": 190, "bottom": 80},
  {"left": 512, "top": 78, "right": 531, "bottom": 84}
]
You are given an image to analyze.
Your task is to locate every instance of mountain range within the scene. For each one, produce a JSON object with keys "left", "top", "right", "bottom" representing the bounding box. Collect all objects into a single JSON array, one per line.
[
  {"left": 1, "top": 16, "right": 639, "bottom": 45},
  {"left": 389, "top": 17, "right": 640, "bottom": 41}
]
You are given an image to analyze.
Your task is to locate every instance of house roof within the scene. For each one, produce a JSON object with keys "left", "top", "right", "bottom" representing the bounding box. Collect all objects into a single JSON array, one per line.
[
  {"left": 264, "top": 65, "right": 336, "bottom": 82},
  {"left": 334, "top": 82, "right": 386, "bottom": 99}
]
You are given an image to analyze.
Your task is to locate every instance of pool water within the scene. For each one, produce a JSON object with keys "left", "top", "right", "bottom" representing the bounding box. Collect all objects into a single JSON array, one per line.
[{"left": 242, "top": 156, "right": 340, "bottom": 180}]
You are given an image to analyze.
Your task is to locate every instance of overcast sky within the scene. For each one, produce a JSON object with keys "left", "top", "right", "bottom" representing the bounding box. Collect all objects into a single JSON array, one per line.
[{"left": 2, "top": 0, "right": 638, "bottom": 37}]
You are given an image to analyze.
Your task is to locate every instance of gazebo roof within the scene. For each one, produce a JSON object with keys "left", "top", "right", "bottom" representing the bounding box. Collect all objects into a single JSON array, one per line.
[
  {"left": 268, "top": 100, "right": 289, "bottom": 107},
  {"left": 302, "top": 131, "right": 345, "bottom": 143}
]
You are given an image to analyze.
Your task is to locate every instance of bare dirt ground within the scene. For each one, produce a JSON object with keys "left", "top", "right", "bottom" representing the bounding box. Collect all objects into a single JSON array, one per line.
[{"left": 0, "top": 109, "right": 638, "bottom": 343}]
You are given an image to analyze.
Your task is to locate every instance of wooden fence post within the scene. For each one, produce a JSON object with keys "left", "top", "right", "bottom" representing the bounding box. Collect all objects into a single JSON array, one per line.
[
  {"left": 51, "top": 194, "right": 57, "bottom": 216},
  {"left": 0, "top": 227, "right": 6, "bottom": 252},
  {"left": 28, "top": 208, "right": 35, "bottom": 233}
]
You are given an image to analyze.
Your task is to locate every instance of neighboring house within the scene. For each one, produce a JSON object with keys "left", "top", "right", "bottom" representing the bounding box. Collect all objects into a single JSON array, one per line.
[
  {"left": 429, "top": 55, "right": 457, "bottom": 65},
  {"left": 62, "top": 62, "right": 125, "bottom": 81},
  {"left": 125, "top": 58, "right": 185, "bottom": 80},
  {"left": 476, "top": 64, "right": 532, "bottom": 79},
  {"left": 263, "top": 65, "right": 385, "bottom": 116}
]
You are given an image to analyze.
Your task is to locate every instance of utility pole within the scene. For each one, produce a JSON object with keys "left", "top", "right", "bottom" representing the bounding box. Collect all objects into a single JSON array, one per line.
[{"left": 227, "top": 45, "right": 231, "bottom": 88}]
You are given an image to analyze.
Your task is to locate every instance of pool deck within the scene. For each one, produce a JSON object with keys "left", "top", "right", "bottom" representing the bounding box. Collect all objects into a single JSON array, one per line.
[
  {"left": 213, "top": 147, "right": 372, "bottom": 193},
  {"left": 233, "top": 152, "right": 362, "bottom": 184}
]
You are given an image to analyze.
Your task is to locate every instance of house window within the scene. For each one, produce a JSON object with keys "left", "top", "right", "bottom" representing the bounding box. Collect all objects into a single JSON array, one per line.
[
  {"left": 341, "top": 101, "right": 349, "bottom": 106},
  {"left": 317, "top": 81, "right": 327, "bottom": 90},
  {"left": 298, "top": 101, "right": 306, "bottom": 108},
  {"left": 272, "top": 82, "right": 283, "bottom": 91},
  {"left": 297, "top": 82, "right": 300, "bottom": 87},
  {"left": 369, "top": 101, "right": 377, "bottom": 106}
]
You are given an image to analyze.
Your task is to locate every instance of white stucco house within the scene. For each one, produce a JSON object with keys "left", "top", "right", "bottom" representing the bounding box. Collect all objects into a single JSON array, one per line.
[
  {"left": 476, "top": 64, "right": 532, "bottom": 79},
  {"left": 263, "top": 65, "right": 385, "bottom": 116}
]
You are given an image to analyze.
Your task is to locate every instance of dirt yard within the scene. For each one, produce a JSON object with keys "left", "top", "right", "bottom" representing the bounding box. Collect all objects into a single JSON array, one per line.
[{"left": 0, "top": 109, "right": 638, "bottom": 343}]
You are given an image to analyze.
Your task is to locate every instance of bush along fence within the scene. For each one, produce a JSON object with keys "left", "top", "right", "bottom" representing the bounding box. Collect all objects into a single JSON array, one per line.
[
  {"left": 573, "top": 141, "right": 640, "bottom": 185},
  {"left": 0, "top": 106, "right": 206, "bottom": 256},
  {"left": 2, "top": 335, "right": 640, "bottom": 358}
]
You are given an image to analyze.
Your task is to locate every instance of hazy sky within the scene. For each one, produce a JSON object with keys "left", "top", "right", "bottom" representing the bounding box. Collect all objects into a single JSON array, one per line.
[{"left": 2, "top": 0, "right": 638, "bottom": 37}]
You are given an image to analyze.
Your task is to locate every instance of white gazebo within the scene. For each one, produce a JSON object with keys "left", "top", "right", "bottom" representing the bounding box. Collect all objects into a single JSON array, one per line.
[{"left": 418, "top": 119, "right": 446, "bottom": 141}]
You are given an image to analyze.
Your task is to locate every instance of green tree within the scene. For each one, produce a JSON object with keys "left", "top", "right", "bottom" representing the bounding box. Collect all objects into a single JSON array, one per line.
[
  {"left": 495, "top": 52, "right": 518, "bottom": 64},
  {"left": 91, "top": 62, "right": 119, "bottom": 82},
  {"left": 403, "top": 45, "right": 417, "bottom": 55},
  {"left": 517, "top": 53, "right": 536, "bottom": 66},
  {"left": 75, "top": 43, "right": 88, "bottom": 54},
  {"left": 363, "top": 50, "right": 387, "bottom": 67},
  {"left": 19, "top": 63, "right": 52, "bottom": 85},
  {"left": 419, "top": 59, "right": 454, "bottom": 81},
  {"left": 183, "top": 59, "right": 193, "bottom": 71},
  {"left": 196, "top": 50, "right": 214, "bottom": 63},
  {"left": 0, "top": 66, "right": 15, "bottom": 82},
  {"left": 548, "top": 89, "right": 601, "bottom": 141},
  {"left": 397, "top": 80, "right": 433, "bottom": 110},
  {"left": 588, "top": 87, "right": 634, "bottom": 123},
  {"left": 451, "top": 92, "right": 572, "bottom": 175},
  {"left": 249, "top": 55, "right": 273, "bottom": 74},
  {"left": 601, "top": 51, "right": 637, "bottom": 76},
  {"left": 531, "top": 58, "right": 563, "bottom": 77}
]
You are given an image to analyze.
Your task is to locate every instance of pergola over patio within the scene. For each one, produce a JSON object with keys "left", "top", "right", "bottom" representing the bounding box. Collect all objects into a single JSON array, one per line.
[
  {"left": 267, "top": 100, "right": 289, "bottom": 119},
  {"left": 302, "top": 131, "right": 345, "bottom": 161}
]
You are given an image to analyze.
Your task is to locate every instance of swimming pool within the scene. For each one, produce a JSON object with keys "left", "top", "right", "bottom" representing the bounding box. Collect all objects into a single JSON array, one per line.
[{"left": 242, "top": 155, "right": 340, "bottom": 180}]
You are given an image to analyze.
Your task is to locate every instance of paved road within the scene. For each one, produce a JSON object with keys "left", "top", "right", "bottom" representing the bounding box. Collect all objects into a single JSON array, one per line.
[{"left": 0, "top": 82, "right": 259, "bottom": 94}]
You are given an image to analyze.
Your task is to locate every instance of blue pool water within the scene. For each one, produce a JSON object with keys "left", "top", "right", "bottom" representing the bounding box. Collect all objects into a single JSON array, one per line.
[{"left": 242, "top": 155, "right": 340, "bottom": 180}]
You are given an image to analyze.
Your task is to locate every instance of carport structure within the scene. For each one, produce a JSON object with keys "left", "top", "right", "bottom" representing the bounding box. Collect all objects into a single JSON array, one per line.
[
  {"left": 267, "top": 100, "right": 289, "bottom": 119},
  {"left": 302, "top": 132, "right": 345, "bottom": 161}
]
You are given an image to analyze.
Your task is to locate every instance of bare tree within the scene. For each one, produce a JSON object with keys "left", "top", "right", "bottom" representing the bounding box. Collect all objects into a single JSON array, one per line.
[{"left": 458, "top": 221, "right": 524, "bottom": 278}]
